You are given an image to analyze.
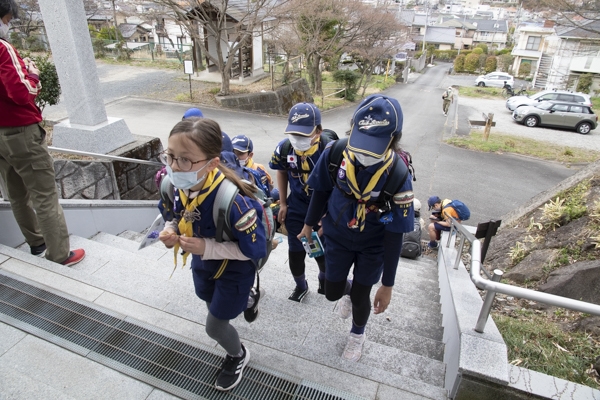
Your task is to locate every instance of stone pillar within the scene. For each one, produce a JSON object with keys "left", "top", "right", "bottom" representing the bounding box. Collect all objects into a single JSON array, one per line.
[{"left": 37, "top": 0, "right": 134, "bottom": 154}]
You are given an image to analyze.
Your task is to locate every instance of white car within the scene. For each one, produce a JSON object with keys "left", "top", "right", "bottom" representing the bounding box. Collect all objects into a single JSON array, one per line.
[
  {"left": 475, "top": 72, "right": 514, "bottom": 88},
  {"left": 505, "top": 90, "right": 592, "bottom": 111}
]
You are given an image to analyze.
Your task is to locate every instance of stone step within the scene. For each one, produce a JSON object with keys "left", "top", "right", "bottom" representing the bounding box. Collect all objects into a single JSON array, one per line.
[{"left": 90, "top": 232, "right": 169, "bottom": 262}]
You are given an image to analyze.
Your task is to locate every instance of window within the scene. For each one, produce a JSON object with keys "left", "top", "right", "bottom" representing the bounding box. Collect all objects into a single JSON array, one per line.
[
  {"left": 572, "top": 95, "right": 585, "bottom": 103},
  {"left": 539, "top": 93, "right": 557, "bottom": 101},
  {"left": 557, "top": 94, "right": 574, "bottom": 101},
  {"left": 552, "top": 104, "right": 569, "bottom": 112},
  {"left": 570, "top": 106, "right": 583, "bottom": 113},
  {"left": 526, "top": 36, "right": 541, "bottom": 50}
]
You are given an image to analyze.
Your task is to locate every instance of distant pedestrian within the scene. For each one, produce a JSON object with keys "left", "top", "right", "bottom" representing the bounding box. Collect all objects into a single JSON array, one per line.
[
  {"left": 0, "top": 0, "right": 85, "bottom": 266},
  {"left": 442, "top": 86, "right": 453, "bottom": 116}
]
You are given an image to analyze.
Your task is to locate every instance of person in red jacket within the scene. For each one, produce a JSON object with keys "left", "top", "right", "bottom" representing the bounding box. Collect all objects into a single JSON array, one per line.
[{"left": 0, "top": 0, "right": 85, "bottom": 266}]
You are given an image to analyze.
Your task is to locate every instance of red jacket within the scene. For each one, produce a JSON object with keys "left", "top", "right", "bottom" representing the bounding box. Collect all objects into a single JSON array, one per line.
[{"left": 0, "top": 38, "right": 42, "bottom": 127}]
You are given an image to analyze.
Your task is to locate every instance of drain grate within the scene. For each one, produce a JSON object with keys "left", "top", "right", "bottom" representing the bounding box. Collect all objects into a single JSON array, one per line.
[{"left": 0, "top": 272, "right": 365, "bottom": 400}]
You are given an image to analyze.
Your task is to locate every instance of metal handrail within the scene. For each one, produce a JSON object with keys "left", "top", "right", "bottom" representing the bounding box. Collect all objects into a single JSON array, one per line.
[
  {"left": 48, "top": 147, "right": 163, "bottom": 167},
  {"left": 0, "top": 148, "right": 162, "bottom": 202},
  {"left": 445, "top": 217, "right": 600, "bottom": 333}
]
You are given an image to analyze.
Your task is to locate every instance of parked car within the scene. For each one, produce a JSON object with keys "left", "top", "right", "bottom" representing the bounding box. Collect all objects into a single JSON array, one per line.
[
  {"left": 512, "top": 101, "right": 597, "bottom": 134},
  {"left": 506, "top": 90, "right": 592, "bottom": 111},
  {"left": 475, "top": 72, "right": 514, "bottom": 88}
]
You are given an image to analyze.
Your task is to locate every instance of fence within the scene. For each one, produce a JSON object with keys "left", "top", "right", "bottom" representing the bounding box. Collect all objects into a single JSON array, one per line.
[
  {"left": 266, "top": 55, "right": 303, "bottom": 90},
  {"left": 92, "top": 39, "right": 193, "bottom": 63}
]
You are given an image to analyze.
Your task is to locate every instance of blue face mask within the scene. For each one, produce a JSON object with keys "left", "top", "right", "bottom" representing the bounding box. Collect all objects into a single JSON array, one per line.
[{"left": 166, "top": 163, "right": 209, "bottom": 190}]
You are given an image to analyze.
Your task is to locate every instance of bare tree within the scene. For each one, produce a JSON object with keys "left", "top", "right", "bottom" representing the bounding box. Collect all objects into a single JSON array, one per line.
[
  {"left": 276, "top": 0, "right": 403, "bottom": 95},
  {"left": 144, "top": 0, "right": 286, "bottom": 95},
  {"left": 539, "top": 0, "right": 600, "bottom": 35}
]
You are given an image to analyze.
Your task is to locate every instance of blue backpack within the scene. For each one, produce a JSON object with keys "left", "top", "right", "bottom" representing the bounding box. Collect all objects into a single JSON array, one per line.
[{"left": 445, "top": 200, "right": 470, "bottom": 221}]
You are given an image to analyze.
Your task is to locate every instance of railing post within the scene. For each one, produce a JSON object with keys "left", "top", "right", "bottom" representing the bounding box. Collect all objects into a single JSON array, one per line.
[
  {"left": 475, "top": 269, "right": 503, "bottom": 333},
  {"left": 454, "top": 237, "right": 465, "bottom": 270}
]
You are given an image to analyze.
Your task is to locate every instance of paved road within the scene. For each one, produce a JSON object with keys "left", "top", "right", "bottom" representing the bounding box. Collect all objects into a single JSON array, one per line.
[{"left": 47, "top": 61, "right": 579, "bottom": 224}]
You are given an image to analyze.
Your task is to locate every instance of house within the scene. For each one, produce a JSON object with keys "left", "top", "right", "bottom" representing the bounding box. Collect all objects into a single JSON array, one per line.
[
  {"left": 118, "top": 23, "right": 152, "bottom": 43},
  {"left": 466, "top": 19, "right": 508, "bottom": 49},
  {"left": 414, "top": 26, "right": 457, "bottom": 50},
  {"left": 438, "top": 18, "right": 477, "bottom": 50},
  {"left": 510, "top": 22, "right": 555, "bottom": 84}
]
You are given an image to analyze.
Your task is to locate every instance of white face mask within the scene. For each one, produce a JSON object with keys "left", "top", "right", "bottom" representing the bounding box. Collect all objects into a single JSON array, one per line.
[
  {"left": 355, "top": 152, "right": 384, "bottom": 167},
  {"left": 0, "top": 20, "right": 10, "bottom": 39},
  {"left": 166, "top": 162, "right": 210, "bottom": 190},
  {"left": 289, "top": 135, "right": 313, "bottom": 151}
]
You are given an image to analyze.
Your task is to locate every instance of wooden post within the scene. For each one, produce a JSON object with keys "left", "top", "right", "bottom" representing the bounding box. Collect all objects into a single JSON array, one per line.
[{"left": 483, "top": 113, "right": 494, "bottom": 141}]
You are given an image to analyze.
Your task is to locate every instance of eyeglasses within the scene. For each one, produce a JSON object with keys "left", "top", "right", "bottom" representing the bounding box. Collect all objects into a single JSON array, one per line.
[{"left": 159, "top": 152, "right": 208, "bottom": 172}]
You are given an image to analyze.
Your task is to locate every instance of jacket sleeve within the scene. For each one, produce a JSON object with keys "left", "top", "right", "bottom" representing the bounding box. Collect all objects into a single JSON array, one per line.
[{"left": 0, "top": 41, "right": 40, "bottom": 106}]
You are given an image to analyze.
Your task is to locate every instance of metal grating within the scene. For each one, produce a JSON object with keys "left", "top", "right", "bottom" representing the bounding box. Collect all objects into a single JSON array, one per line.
[{"left": 0, "top": 272, "right": 365, "bottom": 400}]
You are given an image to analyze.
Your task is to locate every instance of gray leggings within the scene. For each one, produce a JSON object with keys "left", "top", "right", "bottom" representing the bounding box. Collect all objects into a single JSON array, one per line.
[{"left": 205, "top": 304, "right": 242, "bottom": 356}]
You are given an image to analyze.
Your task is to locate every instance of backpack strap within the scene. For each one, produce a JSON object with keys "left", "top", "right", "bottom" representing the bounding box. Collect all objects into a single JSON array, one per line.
[
  {"left": 369, "top": 153, "right": 409, "bottom": 211},
  {"left": 159, "top": 176, "right": 175, "bottom": 222},
  {"left": 327, "top": 137, "right": 349, "bottom": 184},
  {"left": 213, "top": 179, "right": 239, "bottom": 243}
]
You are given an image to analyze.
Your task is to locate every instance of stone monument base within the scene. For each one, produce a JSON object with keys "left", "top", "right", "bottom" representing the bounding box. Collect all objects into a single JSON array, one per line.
[{"left": 52, "top": 117, "right": 135, "bottom": 154}]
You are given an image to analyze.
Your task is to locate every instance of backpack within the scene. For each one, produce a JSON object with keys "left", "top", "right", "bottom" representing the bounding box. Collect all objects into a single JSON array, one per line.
[
  {"left": 401, "top": 218, "right": 422, "bottom": 259},
  {"left": 444, "top": 200, "right": 470, "bottom": 221},
  {"left": 159, "top": 176, "right": 276, "bottom": 272},
  {"left": 279, "top": 128, "right": 339, "bottom": 171},
  {"left": 395, "top": 148, "right": 416, "bottom": 182},
  {"left": 327, "top": 137, "right": 410, "bottom": 213}
]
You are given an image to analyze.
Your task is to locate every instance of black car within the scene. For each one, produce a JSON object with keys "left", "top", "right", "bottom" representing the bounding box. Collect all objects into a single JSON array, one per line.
[{"left": 512, "top": 101, "right": 598, "bottom": 134}]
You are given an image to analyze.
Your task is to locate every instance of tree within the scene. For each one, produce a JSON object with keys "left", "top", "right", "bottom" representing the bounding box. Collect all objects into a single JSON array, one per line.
[
  {"left": 464, "top": 53, "right": 479, "bottom": 73},
  {"left": 540, "top": 0, "right": 600, "bottom": 36},
  {"left": 145, "top": 0, "right": 286, "bottom": 96},
  {"left": 576, "top": 73, "right": 594, "bottom": 93},
  {"left": 485, "top": 56, "right": 497, "bottom": 73},
  {"left": 454, "top": 54, "right": 465, "bottom": 73},
  {"left": 33, "top": 55, "right": 61, "bottom": 112}
]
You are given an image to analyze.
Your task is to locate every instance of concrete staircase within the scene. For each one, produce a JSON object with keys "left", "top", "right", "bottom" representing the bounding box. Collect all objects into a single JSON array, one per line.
[{"left": 4, "top": 231, "right": 448, "bottom": 400}]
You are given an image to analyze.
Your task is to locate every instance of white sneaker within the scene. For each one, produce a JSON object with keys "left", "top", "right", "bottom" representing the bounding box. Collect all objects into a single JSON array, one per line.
[
  {"left": 337, "top": 295, "right": 352, "bottom": 319},
  {"left": 342, "top": 333, "right": 366, "bottom": 362}
]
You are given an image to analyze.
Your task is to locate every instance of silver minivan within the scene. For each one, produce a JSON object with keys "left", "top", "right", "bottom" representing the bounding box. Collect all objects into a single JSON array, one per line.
[{"left": 506, "top": 90, "right": 592, "bottom": 111}]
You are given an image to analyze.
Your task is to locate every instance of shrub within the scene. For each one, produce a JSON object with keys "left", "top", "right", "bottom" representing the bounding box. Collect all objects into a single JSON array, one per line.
[
  {"left": 485, "top": 56, "right": 497, "bottom": 73},
  {"left": 33, "top": 55, "right": 61, "bottom": 112},
  {"left": 472, "top": 47, "right": 484, "bottom": 55},
  {"left": 475, "top": 43, "right": 488, "bottom": 54},
  {"left": 92, "top": 38, "right": 107, "bottom": 58},
  {"left": 576, "top": 73, "right": 594, "bottom": 94},
  {"left": 498, "top": 54, "right": 514, "bottom": 73},
  {"left": 478, "top": 54, "right": 487, "bottom": 73},
  {"left": 454, "top": 54, "right": 465, "bottom": 72},
  {"left": 332, "top": 69, "right": 360, "bottom": 101},
  {"left": 518, "top": 62, "right": 531, "bottom": 78},
  {"left": 464, "top": 53, "right": 480, "bottom": 73}
]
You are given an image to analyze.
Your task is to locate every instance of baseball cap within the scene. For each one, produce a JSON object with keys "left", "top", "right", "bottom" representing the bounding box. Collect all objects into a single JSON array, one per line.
[
  {"left": 348, "top": 95, "right": 403, "bottom": 158},
  {"left": 448, "top": 86, "right": 453, "bottom": 90},
  {"left": 221, "top": 132, "right": 233, "bottom": 152},
  {"left": 285, "top": 103, "right": 321, "bottom": 136},
  {"left": 428, "top": 196, "right": 441, "bottom": 210},
  {"left": 182, "top": 108, "right": 204, "bottom": 119},
  {"left": 231, "top": 135, "right": 253, "bottom": 153}
]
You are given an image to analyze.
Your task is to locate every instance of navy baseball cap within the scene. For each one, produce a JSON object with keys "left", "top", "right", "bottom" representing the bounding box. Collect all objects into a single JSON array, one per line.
[
  {"left": 348, "top": 95, "right": 403, "bottom": 158},
  {"left": 231, "top": 135, "right": 253, "bottom": 153},
  {"left": 182, "top": 108, "right": 204, "bottom": 119},
  {"left": 285, "top": 103, "right": 321, "bottom": 136},
  {"left": 428, "top": 196, "right": 441, "bottom": 210}
]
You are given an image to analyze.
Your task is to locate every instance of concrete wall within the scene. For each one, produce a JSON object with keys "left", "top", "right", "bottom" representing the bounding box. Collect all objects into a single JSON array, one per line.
[{"left": 216, "top": 78, "right": 314, "bottom": 115}]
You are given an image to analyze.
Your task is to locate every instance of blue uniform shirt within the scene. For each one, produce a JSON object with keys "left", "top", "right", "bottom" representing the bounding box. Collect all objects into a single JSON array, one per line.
[
  {"left": 308, "top": 147, "right": 414, "bottom": 238},
  {"left": 269, "top": 138, "right": 327, "bottom": 210}
]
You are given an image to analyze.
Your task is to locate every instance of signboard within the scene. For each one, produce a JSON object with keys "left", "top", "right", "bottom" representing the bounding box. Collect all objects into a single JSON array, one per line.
[{"left": 183, "top": 60, "right": 193, "bottom": 75}]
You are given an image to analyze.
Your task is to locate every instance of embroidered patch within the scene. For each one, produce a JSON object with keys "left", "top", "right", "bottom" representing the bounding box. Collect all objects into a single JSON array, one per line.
[
  {"left": 287, "top": 155, "right": 297, "bottom": 164},
  {"left": 393, "top": 191, "right": 414, "bottom": 205},
  {"left": 337, "top": 167, "right": 346, "bottom": 180},
  {"left": 235, "top": 209, "right": 258, "bottom": 231}
]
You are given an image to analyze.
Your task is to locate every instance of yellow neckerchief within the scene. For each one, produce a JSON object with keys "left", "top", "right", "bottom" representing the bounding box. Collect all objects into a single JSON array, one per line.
[
  {"left": 246, "top": 157, "right": 255, "bottom": 169},
  {"left": 294, "top": 139, "right": 320, "bottom": 194},
  {"left": 343, "top": 148, "right": 393, "bottom": 232},
  {"left": 173, "top": 169, "right": 225, "bottom": 271}
]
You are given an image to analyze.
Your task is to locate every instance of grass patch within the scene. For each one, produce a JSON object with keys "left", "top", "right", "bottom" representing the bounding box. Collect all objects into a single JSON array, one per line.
[
  {"left": 446, "top": 131, "right": 600, "bottom": 163},
  {"left": 97, "top": 57, "right": 182, "bottom": 71},
  {"left": 592, "top": 97, "right": 600, "bottom": 112},
  {"left": 459, "top": 86, "right": 503, "bottom": 99},
  {"left": 494, "top": 311, "right": 600, "bottom": 389}
]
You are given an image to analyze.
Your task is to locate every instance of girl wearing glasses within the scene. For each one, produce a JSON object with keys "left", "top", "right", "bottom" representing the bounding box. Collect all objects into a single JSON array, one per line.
[{"left": 158, "top": 117, "right": 266, "bottom": 391}]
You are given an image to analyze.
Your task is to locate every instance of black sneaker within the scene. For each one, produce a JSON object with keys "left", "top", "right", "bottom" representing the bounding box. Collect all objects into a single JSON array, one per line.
[
  {"left": 288, "top": 282, "right": 309, "bottom": 302},
  {"left": 318, "top": 278, "right": 325, "bottom": 295},
  {"left": 215, "top": 344, "right": 250, "bottom": 391},
  {"left": 30, "top": 243, "right": 46, "bottom": 257},
  {"left": 244, "top": 287, "right": 265, "bottom": 323}
]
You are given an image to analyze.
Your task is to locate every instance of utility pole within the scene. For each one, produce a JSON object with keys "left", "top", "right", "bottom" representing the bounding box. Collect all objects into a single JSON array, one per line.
[{"left": 422, "top": 2, "right": 428, "bottom": 52}]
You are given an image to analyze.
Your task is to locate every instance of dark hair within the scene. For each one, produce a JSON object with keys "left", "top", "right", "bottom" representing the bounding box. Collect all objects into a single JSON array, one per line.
[
  {"left": 168, "top": 117, "right": 257, "bottom": 198},
  {"left": 0, "top": 0, "right": 19, "bottom": 19}
]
